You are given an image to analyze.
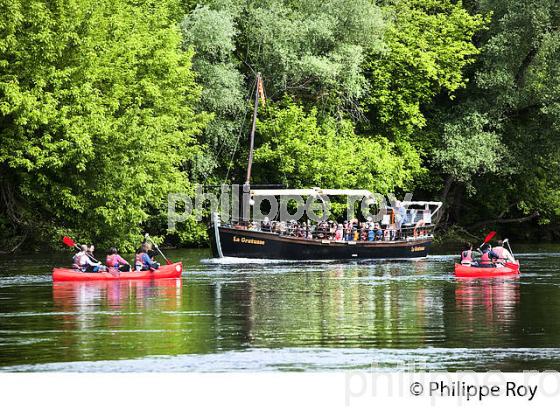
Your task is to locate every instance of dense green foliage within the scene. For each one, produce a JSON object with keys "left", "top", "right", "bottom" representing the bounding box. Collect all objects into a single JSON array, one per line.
[
  {"left": 0, "top": 0, "right": 207, "bottom": 251},
  {"left": 428, "top": 0, "right": 560, "bottom": 236},
  {"left": 365, "top": 0, "right": 486, "bottom": 138},
  {"left": 1, "top": 0, "right": 559, "bottom": 251},
  {"left": 254, "top": 100, "right": 422, "bottom": 193}
]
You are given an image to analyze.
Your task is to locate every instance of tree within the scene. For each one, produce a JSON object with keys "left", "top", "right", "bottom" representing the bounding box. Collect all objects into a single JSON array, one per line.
[
  {"left": 365, "top": 0, "right": 486, "bottom": 139},
  {"left": 180, "top": 5, "right": 245, "bottom": 181},
  {"left": 253, "top": 100, "right": 423, "bottom": 193},
  {"left": 429, "top": 0, "right": 560, "bottom": 232},
  {"left": 180, "top": 0, "right": 387, "bottom": 184},
  {"left": 237, "top": 0, "right": 385, "bottom": 115},
  {"left": 0, "top": 0, "right": 208, "bottom": 251}
]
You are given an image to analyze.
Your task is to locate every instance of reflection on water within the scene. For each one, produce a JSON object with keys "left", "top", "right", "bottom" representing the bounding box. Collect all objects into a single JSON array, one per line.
[
  {"left": 1, "top": 248, "right": 560, "bottom": 371},
  {"left": 455, "top": 279, "right": 519, "bottom": 333},
  {"left": 52, "top": 279, "right": 182, "bottom": 311}
]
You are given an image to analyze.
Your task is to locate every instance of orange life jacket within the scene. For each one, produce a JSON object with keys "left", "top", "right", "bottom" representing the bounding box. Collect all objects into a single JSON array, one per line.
[{"left": 480, "top": 251, "right": 492, "bottom": 265}]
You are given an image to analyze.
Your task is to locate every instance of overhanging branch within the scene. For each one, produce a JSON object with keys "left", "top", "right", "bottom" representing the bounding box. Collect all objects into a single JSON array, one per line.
[{"left": 467, "top": 211, "right": 540, "bottom": 230}]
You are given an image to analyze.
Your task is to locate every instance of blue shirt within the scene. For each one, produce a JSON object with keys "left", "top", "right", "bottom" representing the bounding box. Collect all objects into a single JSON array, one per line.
[{"left": 142, "top": 253, "right": 157, "bottom": 268}]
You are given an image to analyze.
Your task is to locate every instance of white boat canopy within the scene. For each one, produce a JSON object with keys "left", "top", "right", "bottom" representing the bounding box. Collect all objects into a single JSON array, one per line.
[{"left": 249, "top": 187, "right": 443, "bottom": 217}]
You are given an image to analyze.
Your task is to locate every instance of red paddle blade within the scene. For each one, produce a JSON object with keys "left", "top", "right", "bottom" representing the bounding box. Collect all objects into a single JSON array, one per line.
[
  {"left": 63, "top": 236, "right": 76, "bottom": 248},
  {"left": 483, "top": 231, "right": 496, "bottom": 244},
  {"left": 504, "top": 261, "right": 520, "bottom": 274}
]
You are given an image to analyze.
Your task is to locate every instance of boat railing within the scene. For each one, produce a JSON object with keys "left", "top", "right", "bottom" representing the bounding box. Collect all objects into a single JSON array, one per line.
[{"left": 219, "top": 221, "right": 435, "bottom": 242}]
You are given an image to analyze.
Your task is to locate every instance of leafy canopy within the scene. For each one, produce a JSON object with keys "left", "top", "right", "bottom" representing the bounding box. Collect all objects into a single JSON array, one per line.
[
  {"left": 253, "top": 101, "right": 423, "bottom": 194},
  {"left": 0, "top": 0, "right": 208, "bottom": 250}
]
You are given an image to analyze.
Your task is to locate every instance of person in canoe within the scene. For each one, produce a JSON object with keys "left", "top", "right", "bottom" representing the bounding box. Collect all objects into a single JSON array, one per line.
[
  {"left": 478, "top": 244, "right": 500, "bottom": 268},
  {"left": 72, "top": 248, "right": 83, "bottom": 270},
  {"left": 493, "top": 240, "right": 515, "bottom": 264},
  {"left": 134, "top": 243, "right": 160, "bottom": 271},
  {"left": 87, "top": 244, "right": 98, "bottom": 262},
  {"left": 460, "top": 243, "right": 478, "bottom": 266},
  {"left": 106, "top": 247, "right": 131, "bottom": 272},
  {"left": 77, "top": 244, "right": 103, "bottom": 272}
]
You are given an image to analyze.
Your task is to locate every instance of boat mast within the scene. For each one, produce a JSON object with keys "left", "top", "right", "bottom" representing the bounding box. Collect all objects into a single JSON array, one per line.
[{"left": 245, "top": 72, "right": 262, "bottom": 186}]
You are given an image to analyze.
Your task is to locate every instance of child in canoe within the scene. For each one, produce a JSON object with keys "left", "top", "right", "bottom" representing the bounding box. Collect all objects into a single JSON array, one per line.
[
  {"left": 106, "top": 247, "right": 131, "bottom": 272},
  {"left": 134, "top": 243, "right": 160, "bottom": 271}
]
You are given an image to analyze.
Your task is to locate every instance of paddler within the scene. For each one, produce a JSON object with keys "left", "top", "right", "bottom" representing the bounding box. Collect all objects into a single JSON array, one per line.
[
  {"left": 87, "top": 244, "right": 98, "bottom": 262},
  {"left": 460, "top": 243, "right": 478, "bottom": 266},
  {"left": 78, "top": 244, "right": 103, "bottom": 272},
  {"left": 493, "top": 240, "right": 515, "bottom": 264},
  {"left": 72, "top": 248, "right": 83, "bottom": 270},
  {"left": 135, "top": 243, "right": 160, "bottom": 271},
  {"left": 478, "top": 244, "right": 499, "bottom": 268},
  {"left": 106, "top": 247, "right": 131, "bottom": 272}
]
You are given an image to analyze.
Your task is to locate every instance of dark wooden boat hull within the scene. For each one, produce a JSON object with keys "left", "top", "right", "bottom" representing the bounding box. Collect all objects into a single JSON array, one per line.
[{"left": 209, "top": 226, "right": 432, "bottom": 260}]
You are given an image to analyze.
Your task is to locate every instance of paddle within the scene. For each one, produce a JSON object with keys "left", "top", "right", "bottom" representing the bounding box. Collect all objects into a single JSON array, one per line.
[
  {"left": 144, "top": 233, "right": 172, "bottom": 265},
  {"left": 501, "top": 238, "right": 522, "bottom": 273},
  {"left": 502, "top": 238, "right": 516, "bottom": 259},
  {"left": 62, "top": 236, "right": 99, "bottom": 263},
  {"left": 63, "top": 236, "right": 79, "bottom": 251},
  {"left": 479, "top": 231, "right": 496, "bottom": 248}
]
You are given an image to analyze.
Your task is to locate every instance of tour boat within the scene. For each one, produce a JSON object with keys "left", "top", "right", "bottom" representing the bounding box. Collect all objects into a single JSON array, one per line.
[
  {"left": 209, "top": 188, "right": 442, "bottom": 260},
  {"left": 208, "top": 73, "right": 443, "bottom": 260},
  {"left": 454, "top": 262, "right": 520, "bottom": 278},
  {"left": 52, "top": 262, "right": 183, "bottom": 282}
]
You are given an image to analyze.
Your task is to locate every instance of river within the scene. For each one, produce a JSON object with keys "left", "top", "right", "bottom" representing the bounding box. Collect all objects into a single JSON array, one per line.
[{"left": 1, "top": 245, "right": 560, "bottom": 372}]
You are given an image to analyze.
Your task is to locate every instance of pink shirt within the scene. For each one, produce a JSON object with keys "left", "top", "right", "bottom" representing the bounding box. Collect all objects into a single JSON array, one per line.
[{"left": 106, "top": 254, "right": 128, "bottom": 267}]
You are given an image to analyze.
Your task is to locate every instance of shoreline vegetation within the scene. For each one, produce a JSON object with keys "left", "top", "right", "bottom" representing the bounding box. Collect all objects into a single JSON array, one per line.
[{"left": 1, "top": 0, "right": 559, "bottom": 253}]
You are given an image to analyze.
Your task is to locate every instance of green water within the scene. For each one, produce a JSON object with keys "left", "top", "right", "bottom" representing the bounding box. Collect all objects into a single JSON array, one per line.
[{"left": 1, "top": 246, "right": 560, "bottom": 371}]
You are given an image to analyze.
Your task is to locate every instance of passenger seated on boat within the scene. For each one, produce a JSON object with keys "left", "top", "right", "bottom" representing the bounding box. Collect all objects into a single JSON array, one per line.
[
  {"left": 367, "top": 226, "right": 375, "bottom": 241},
  {"left": 335, "top": 224, "right": 343, "bottom": 241},
  {"left": 360, "top": 224, "right": 367, "bottom": 241},
  {"left": 315, "top": 222, "right": 325, "bottom": 239},
  {"left": 373, "top": 224, "right": 383, "bottom": 240},
  {"left": 352, "top": 226, "right": 359, "bottom": 241},
  {"left": 135, "top": 243, "right": 160, "bottom": 271},
  {"left": 389, "top": 224, "right": 398, "bottom": 240},
  {"left": 72, "top": 249, "right": 82, "bottom": 270},
  {"left": 106, "top": 247, "right": 131, "bottom": 272},
  {"left": 303, "top": 222, "right": 313, "bottom": 239},
  {"left": 261, "top": 217, "right": 272, "bottom": 232},
  {"left": 493, "top": 240, "right": 515, "bottom": 263},
  {"left": 343, "top": 222, "right": 352, "bottom": 241},
  {"left": 87, "top": 244, "right": 100, "bottom": 263},
  {"left": 460, "top": 243, "right": 477, "bottom": 266},
  {"left": 78, "top": 244, "right": 103, "bottom": 272},
  {"left": 248, "top": 221, "right": 257, "bottom": 230},
  {"left": 296, "top": 221, "right": 303, "bottom": 237},
  {"left": 478, "top": 244, "right": 499, "bottom": 268},
  {"left": 383, "top": 227, "right": 391, "bottom": 241}
]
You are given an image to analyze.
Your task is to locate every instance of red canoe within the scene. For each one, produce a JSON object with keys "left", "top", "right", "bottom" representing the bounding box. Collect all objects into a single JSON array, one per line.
[
  {"left": 454, "top": 262, "right": 520, "bottom": 278},
  {"left": 52, "top": 262, "right": 183, "bottom": 282}
]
